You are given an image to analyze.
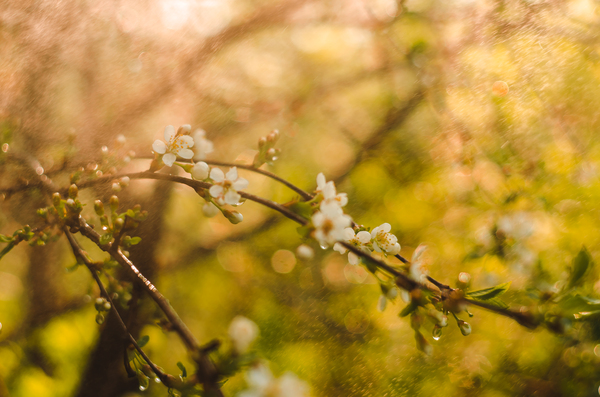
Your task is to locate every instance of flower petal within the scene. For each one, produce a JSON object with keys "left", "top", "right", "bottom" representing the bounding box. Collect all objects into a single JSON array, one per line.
[
  {"left": 178, "top": 148, "right": 194, "bottom": 159},
  {"left": 210, "top": 168, "right": 225, "bottom": 182},
  {"left": 163, "top": 153, "right": 176, "bottom": 167},
  {"left": 357, "top": 231, "right": 371, "bottom": 244},
  {"left": 164, "top": 125, "right": 176, "bottom": 142},
  {"left": 209, "top": 185, "right": 223, "bottom": 198},
  {"left": 316, "top": 173, "right": 326, "bottom": 190},
  {"left": 348, "top": 252, "right": 360, "bottom": 265},
  {"left": 225, "top": 167, "right": 238, "bottom": 181},
  {"left": 179, "top": 135, "right": 194, "bottom": 148},
  {"left": 224, "top": 190, "right": 241, "bottom": 205},
  {"left": 233, "top": 178, "right": 249, "bottom": 191},
  {"left": 333, "top": 242, "right": 347, "bottom": 254},
  {"left": 152, "top": 140, "right": 167, "bottom": 154}
]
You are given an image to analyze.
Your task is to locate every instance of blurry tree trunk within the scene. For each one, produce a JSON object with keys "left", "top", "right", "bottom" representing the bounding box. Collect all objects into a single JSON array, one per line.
[{"left": 75, "top": 179, "right": 172, "bottom": 397}]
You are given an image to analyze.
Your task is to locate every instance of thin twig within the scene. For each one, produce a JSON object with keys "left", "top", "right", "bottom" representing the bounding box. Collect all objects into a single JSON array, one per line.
[{"left": 63, "top": 229, "right": 175, "bottom": 385}]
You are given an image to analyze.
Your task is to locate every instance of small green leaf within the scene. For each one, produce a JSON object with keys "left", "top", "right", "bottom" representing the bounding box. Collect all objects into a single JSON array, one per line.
[
  {"left": 0, "top": 234, "right": 12, "bottom": 243},
  {"left": 399, "top": 301, "right": 418, "bottom": 317},
  {"left": 128, "top": 237, "right": 142, "bottom": 246},
  {"left": 137, "top": 335, "right": 150, "bottom": 348},
  {"left": 568, "top": 246, "right": 592, "bottom": 289},
  {"left": 99, "top": 233, "right": 113, "bottom": 246},
  {"left": 466, "top": 282, "right": 511, "bottom": 300},
  {"left": 126, "top": 209, "right": 136, "bottom": 218},
  {"left": 288, "top": 202, "right": 312, "bottom": 219},
  {"left": 177, "top": 361, "right": 187, "bottom": 378}
]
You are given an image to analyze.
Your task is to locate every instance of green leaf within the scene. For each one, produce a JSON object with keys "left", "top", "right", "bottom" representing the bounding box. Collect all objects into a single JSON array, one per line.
[
  {"left": 128, "top": 237, "right": 142, "bottom": 246},
  {"left": 288, "top": 202, "right": 312, "bottom": 219},
  {"left": 466, "top": 282, "right": 511, "bottom": 300},
  {"left": 99, "top": 233, "right": 113, "bottom": 246},
  {"left": 399, "top": 301, "right": 418, "bottom": 317},
  {"left": 559, "top": 295, "right": 600, "bottom": 313},
  {"left": 137, "top": 335, "right": 150, "bottom": 348},
  {"left": 177, "top": 361, "right": 187, "bottom": 378},
  {"left": 568, "top": 246, "right": 592, "bottom": 289},
  {"left": 0, "top": 234, "right": 12, "bottom": 243}
]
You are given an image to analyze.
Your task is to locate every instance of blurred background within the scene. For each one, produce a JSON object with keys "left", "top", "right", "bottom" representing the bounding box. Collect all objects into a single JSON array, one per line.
[{"left": 2, "top": 0, "right": 600, "bottom": 395}]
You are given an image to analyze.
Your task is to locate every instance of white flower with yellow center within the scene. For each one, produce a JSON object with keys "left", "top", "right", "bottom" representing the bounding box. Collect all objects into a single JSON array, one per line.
[
  {"left": 315, "top": 173, "right": 348, "bottom": 207},
  {"left": 333, "top": 227, "right": 372, "bottom": 265},
  {"left": 209, "top": 167, "right": 249, "bottom": 205},
  {"left": 152, "top": 125, "right": 194, "bottom": 167},
  {"left": 371, "top": 223, "right": 401, "bottom": 255},
  {"left": 312, "top": 201, "right": 352, "bottom": 249}
]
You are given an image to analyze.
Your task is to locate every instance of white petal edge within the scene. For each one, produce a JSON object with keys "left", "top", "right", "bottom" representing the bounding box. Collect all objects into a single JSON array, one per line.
[{"left": 152, "top": 140, "right": 167, "bottom": 154}]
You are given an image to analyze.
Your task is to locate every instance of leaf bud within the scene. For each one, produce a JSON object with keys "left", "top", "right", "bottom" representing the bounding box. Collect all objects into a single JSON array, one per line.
[
  {"left": 94, "top": 200, "right": 105, "bottom": 216},
  {"left": 114, "top": 217, "right": 124, "bottom": 232},
  {"left": 52, "top": 192, "right": 62, "bottom": 207},
  {"left": 68, "top": 184, "right": 78, "bottom": 199},
  {"left": 109, "top": 195, "right": 119, "bottom": 212}
]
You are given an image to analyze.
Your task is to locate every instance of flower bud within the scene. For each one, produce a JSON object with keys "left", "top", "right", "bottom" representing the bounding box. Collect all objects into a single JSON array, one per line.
[
  {"left": 66, "top": 198, "right": 76, "bottom": 208},
  {"left": 112, "top": 182, "right": 121, "bottom": 192},
  {"left": 116, "top": 134, "right": 126, "bottom": 145},
  {"left": 94, "top": 200, "right": 105, "bottom": 216},
  {"left": 114, "top": 217, "right": 124, "bottom": 232},
  {"left": 228, "top": 316, "right": 259, "bottom": 354},
  {"left": 202, "top": 202, "right": 220, "bottom": 218},
  {"left": 37, "top": 208, "right": 48, "bottom": 219},
  {"left": 224, "top": 210, "right": 243, "bottom": 224},
  {"left": 109, "top": 195, "right": 119, "bottom": 212},
  {"left": 415, "top": 331, "right": 432, "bottom": 355},
  {"left": 95, "top": 313, "right": 105, "bottom": 325},
  {"left": 68, "top": 184, "right": 78, "bottom": 199},
  {"left": 191, "top": 162, "right": 210, "bottom": 180},
  {"left": 258, "top": 137, "right": 267, "bottom": 148},
  {"left": 296, "top": 244, "right": 314, "bottom": 260},
  {"left": 52, "top": 192, "right": 62, "bottom": 207},
  {"left": 458, "top": 320, "right": 471, "bottom": 336},
  {"left": 119, "top": 176, "right": 130, "bottom": 188}
]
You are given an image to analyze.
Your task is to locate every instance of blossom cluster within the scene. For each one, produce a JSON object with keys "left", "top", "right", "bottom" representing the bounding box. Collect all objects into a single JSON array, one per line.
[
  {"left": 310, "top": 173, "right": 352, "bottom": 248},
  {"left": 333, "top": 222, "right": 401, "bottom": 265},
  {"left": 152, "top": 125, "right": 249, "bottom": 209}
]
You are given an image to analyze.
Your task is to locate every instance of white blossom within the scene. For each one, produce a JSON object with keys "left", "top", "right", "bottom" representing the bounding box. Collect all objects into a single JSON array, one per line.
[
  {"left": 238, "top": 364, "right": 310, "bottom": 397},
  {"left": 228, "top": 316, "right": 259, "bottom": 354},
  {"left": 209, "top": 167, "right": 249, "bottom": 205},
  {"left": 192, "top": 128, "right": 214, "bottom": 161},
  {"left": 296, "top": 244, "right": 314, "bottom": 260},
  {"left": 152, "top": 125, "right": 195, "bottom": 167},
  {"left": 409, "top": 244, "right": 429, "bottom": 283},
  {"left": 371, "top": 223, "right": 401, "bottom": 255},
  {"left": 315, "top": 173, "right": 347, "bottom": 207},
  {"left": 333, "top": 227, "right": 372, "bottom": 265},
  {"left": 191, "top": 161, "right": 210, "bottom": 180},
  {"left": 311, "top": 201, "right": 352, "bottom": 248}
]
